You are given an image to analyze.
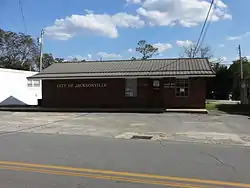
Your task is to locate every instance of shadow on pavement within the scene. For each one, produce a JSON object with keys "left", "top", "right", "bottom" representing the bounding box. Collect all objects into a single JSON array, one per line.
[
  {"left": 216, "top": 104, "right": 250, "bottom": 117},
  {"left": 0, "top": 105, "right": 165, "bottom": 114}
]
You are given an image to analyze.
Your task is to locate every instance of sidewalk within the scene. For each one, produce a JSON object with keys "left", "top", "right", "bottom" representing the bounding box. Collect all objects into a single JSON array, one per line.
[
  {"left": 0, "top": 106, "right": 207, "bottom": 114},
  {"left": 166, "top": 109, "right": 208, "bottom": 114}
]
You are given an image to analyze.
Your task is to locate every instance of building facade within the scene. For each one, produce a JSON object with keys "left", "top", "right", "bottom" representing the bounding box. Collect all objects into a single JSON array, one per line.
[
  {"left": 245, "top": 78, "right": 250, "bottom": 104},
  {"left": 28, "top": 58, "right": 215, "bottom": 109},
  {"left": 0, "top": 68, "right": 41, "bottom": 106}
]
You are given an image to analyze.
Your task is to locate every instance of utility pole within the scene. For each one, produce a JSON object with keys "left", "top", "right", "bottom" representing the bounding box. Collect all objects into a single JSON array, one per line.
[
  {"left": 39, "top": 29, "right": 44, "bottom": 72},
  {"left": 239, "top": 45, "right": 243, "bottom": 80},
  {"left": 238, "top": 45, "right": 245, "bottom": 104}
]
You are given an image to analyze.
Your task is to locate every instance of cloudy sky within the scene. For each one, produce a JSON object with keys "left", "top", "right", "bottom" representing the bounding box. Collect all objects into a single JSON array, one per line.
[{"left": 1, "top": 0, "right": 249, "bottom": 62}]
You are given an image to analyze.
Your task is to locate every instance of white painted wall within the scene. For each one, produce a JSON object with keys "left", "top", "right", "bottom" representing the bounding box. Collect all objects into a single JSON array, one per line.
[{"left": 0, "top": 68, "right": 41, "bottom": 105}]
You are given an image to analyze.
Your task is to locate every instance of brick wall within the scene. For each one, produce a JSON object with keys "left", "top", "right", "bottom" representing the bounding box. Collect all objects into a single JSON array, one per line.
[
  {"left": 42, "top": 78, "right": 151, "bottom": 108},
  {"left": 41, "top": 77, "right": 206, "bottom": 109},
  {"left": 163, "top": 77, "right": 206, "bottom": 108}
]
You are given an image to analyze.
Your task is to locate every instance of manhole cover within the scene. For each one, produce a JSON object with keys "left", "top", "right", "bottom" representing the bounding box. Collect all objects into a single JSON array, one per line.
[{"left": 131, "top": 135, "right": 153, "bottom": 140}]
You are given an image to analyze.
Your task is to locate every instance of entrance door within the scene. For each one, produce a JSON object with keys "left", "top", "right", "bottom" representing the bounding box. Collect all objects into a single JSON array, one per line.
[{"left": 150, "top": 80, "right": 163, "bottom": 108}]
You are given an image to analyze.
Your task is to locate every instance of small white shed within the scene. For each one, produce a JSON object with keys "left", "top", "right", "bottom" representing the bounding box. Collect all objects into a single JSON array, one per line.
[{"left": 0, "top": 68, "right": 41, "bottom": 106}]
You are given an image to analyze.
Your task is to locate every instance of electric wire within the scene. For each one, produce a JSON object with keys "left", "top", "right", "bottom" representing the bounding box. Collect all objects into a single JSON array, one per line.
[
  {"left": 193, "top": 0, "right": 215, "bottom": 57},
  {"left": 18, "top": 0, "right": 27, "bottom": 34}
]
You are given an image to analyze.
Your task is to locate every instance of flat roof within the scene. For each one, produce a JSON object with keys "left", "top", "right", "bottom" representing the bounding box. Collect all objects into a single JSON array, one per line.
[{"left": 28, "top": 58, "right": 215, "bottom": 80}]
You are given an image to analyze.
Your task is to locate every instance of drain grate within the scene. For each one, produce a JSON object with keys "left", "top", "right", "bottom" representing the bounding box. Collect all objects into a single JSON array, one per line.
[{"left": 131, "top": 135, "right": 153, "bottom": 140}]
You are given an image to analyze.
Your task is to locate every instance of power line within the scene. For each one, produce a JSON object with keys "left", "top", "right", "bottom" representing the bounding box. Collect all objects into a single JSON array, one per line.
[
  {"left": 18, "top": 0, "right": 27, "bottom": 34},
  {"left": 198, "top": 1, "right": 217, "bottom": 50},
  {"left": 193, "top": 0, "right": 215, "bottom": 57}
]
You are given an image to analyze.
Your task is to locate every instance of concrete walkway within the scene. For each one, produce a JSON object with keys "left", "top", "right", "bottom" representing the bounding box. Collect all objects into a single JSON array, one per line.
[
  {"left": 166, "top": 108, "right": 208, "bottom": 114},
  {"left": 0, "top": 106, "right": 207, "bottom": 114}
]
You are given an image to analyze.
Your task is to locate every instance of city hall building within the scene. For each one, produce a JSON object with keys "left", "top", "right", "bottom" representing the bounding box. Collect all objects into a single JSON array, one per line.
[{"left": 27, "top": 58, "right": 215, "bottom": 109}]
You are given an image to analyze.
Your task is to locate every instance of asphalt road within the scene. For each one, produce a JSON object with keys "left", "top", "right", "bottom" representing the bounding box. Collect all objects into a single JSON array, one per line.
[{"left": 0, "top": 133, "right": 250, "bottom": 188}]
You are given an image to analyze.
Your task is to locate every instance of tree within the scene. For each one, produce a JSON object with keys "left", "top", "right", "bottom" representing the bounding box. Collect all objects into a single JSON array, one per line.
[
  {"left": 228, "top": 57, "right": 250, "bottom": 100},
  {"left": 41, "top": 53, "right": 54, "bottom": 69},
  {"left": 134, "top": 40, "right": 158, "bottom": 60},
  {"left": 35, "top": 54, "right": 66, "bottom": 70},
  {"left": 182, "top": 43, "right": 213, "bottom": 59},
  {"left": 72, "top": 57, "right": 78, "bottom": 62},
  {"left": 0, "top": 28, "right": 39, "bottom": 71},
  {"left": 207, "top": 63, "right": 233, "bottom": 99},
  {"left": 54, "top": 58, "right": 65, "bottom": 64},
  {"left": 71, "top": 57, "right": 86, "bottom": 63},
  {"left": 207, "top": 57, "right": 250, "bottom": 100}
]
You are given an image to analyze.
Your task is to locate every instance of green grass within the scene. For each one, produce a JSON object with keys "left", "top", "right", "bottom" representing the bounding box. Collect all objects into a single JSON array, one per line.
[{"left": 205, "top": 103, "right": 218, "bottom": 111}]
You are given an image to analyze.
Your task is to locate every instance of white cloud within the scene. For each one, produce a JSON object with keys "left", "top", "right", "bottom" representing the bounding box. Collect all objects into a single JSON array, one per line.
[
  {"left": 227, "top": 32, "right": 250, "bottom": 41},
  {"left": 87, "top": 54, "right": 92, "bottom": 59},
  {"left": 68, "top": 54, "right": 92, "bottom": 61},
  {"left": 219, "top": 44, "right": 225, "bottom": 47},
  {"left": 112, "top": 13, "right": 144, "bottom": 28},
  {"left": 210, "top": 56, "right": 227, "bottom": 62},
  {"left": 45, "top": 0, "right": 232, "bottom": 41},
  {"left": 176, "top": 40, "right": 194, "bottom": 47},
  {"left": 126, "top": 0, "right": 141, "bottom": 4},
  {"left": 137, "top": 0, "right": 231, "bottom": 27},
  {"left": 220, "top": 56, "right": 227, "bottom": 61},
  {"left": 216, "top": 1, "right": 227, "bottom": 8},
  {"left": 45, "top": 11, "right": 144, "bottom": 40},
  {"left": 84, "top": 9, "right": 94, "bottom": 14},
  {"left": 97, "top": 52, "right": 122, "bottom": 59},
  {"left": 153, "top": 43, "right": 172, "bottom": 53},
  {"left": 227, "top": 36, "right": 241, "bottom": 41},
  {"left": 128, "top": 48, "right": 134, "bottom": 52}
]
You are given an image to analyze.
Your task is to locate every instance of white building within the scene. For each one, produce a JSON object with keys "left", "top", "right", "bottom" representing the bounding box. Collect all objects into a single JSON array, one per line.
[{"left": 0, "top": 68, "right": 41, "bottom": 106}]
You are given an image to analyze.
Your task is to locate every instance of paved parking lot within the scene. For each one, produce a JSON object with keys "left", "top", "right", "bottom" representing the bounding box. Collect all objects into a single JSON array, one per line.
[{"left": 0, "top": 111, "right": 250, "bottom": 145}]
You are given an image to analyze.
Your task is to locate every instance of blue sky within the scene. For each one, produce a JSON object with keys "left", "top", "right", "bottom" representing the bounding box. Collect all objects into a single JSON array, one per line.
[{"left": 1, "top": 0, "right": 249, "bottom": 63}]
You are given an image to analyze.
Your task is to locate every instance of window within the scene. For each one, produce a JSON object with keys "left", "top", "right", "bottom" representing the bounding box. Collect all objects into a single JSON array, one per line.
[
  {"left": 27, "top": 80, "right": 32, "bottom": 87},
  {"left": 175, "top": 79, "right": 189, "bottom": 97},
  {"left": 125, "top": 79, "right": 137, "bottom": 97},
  {"left": 33, "top": 80, "right": 40, "bottom": 87},
  {"left": 27, "top": 80, "right": 40, "bottom": 87},
  {"left": 153, "top": 80, "right": 160, "bottom": 87}
]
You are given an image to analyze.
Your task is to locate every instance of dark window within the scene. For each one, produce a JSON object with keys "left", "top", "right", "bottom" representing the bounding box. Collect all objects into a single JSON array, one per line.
[
  {"left": 176, "top": 79, "right": 189, "bottom": 97},
  {"left": 125, "top": 79, "right": 137, "bottom": 97}
]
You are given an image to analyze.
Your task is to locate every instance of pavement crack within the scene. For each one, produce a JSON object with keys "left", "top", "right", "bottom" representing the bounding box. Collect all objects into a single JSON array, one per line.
[
  {"left": 202, "top": 152, "right": 236, "bottom": 172},
  {"left": 0, "top": 114, "right": 86, "bottom": 138}
]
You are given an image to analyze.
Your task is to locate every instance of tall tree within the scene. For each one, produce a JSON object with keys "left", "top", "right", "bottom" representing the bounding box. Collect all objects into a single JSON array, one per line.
[
  {"left": 0, "top": 28, "right": 39, "bottom": 70},
  {"left": 133, "top": 40, "right": 158, "bottom": 60},
  {"left": 207, "top": 57, "right": 250, "bottom": 100},
  {"left": 35, "top": 54, "right": 66, "bottom": 70},
  {"left": 182, "top": 43, "right": 213, "bottom": 59},
  {"left": 41, "top": 53, "right": 54, "bottom": 69},
  {"left": 228, "top": 57, "right": 250, "bottom": 100},
  {"left": 207, "top": 63, "right": 233, "bottom": 99}
]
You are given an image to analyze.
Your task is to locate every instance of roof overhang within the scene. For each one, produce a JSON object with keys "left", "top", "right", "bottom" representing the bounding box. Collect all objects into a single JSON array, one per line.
[{"left": 27, "top": 74, "right": 215, "bottom": 80}]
